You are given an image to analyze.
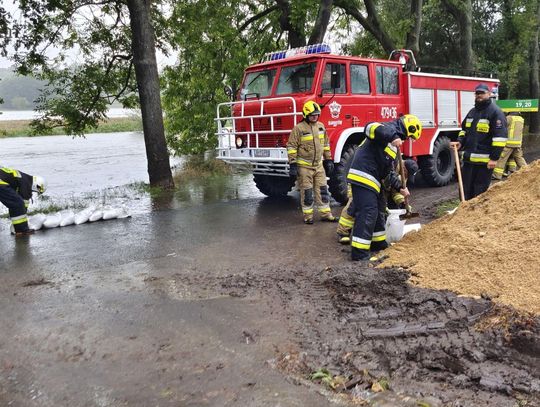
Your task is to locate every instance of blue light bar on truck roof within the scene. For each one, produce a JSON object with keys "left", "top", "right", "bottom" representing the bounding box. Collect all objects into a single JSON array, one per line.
[{"left": 263, "top": 43, "right": 332, "bottom": 62}]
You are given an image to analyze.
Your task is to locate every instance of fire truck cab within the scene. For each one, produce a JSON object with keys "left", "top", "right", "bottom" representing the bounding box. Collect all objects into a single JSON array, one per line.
[{"left": 215, "top": 44, "right": 499, "bottom": 204}]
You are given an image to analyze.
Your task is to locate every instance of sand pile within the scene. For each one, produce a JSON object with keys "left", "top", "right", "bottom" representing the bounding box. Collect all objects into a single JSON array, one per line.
[{"left": 380, "top": 160, "right": 540, "bottom": 314}]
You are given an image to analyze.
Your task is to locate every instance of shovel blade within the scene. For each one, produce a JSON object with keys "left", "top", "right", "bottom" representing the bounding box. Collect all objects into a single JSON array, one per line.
[{"left": 399, "top": 212, "right": 420, "bottom": 220}]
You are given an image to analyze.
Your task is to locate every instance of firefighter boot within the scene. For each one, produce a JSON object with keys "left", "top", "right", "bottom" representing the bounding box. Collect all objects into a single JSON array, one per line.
[
  {"left": 351, "top": 247, "right": 370, "bottom": 261},
  {"left": 370, "top": 240, "right": 389, "bottom": 252},
  {"left": 14, "top": 228, "right": 35, "bottom": 237},
  {"left": 337, "top": 234, "right": 351, "bottom": 245},
  {"left": 321, "top": 215, "right": 339, "bottom": 222}
]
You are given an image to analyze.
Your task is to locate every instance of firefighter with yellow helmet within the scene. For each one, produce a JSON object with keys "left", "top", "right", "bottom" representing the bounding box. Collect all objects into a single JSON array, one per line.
[
  {"left": 346, "top": 115, "right": 421, "bottom": 261},
  {"left": 287, "top": 101, "right": 338, "bottom": 224}
]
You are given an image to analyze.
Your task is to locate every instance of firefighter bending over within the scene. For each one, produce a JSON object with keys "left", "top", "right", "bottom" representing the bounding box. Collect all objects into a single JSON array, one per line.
[
  {"left": 346, "top": 115, "right": 422, "bottom": 261},
  {"left": 0, "top": 167, "right": 47, "bottom": 236},
  {"left": 337, "top": 157, "right": 416, "bottom": 245},
  {"left": 287, "top": 101, "right": 338, "bottom": 224}
]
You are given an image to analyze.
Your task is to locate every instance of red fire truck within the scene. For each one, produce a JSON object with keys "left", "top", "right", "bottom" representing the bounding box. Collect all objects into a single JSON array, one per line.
[{"left": 215, "top": 44, "right": 499, "bottom": 204}]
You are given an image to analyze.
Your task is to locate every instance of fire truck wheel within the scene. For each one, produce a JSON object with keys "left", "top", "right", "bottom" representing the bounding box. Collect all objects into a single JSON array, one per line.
[
  {"left": 328, "top": 145, "right": 356, "bottom": 205},
  {"left": 418, "top": 135, "right": 455, "bottom": 186},
  {"left": 253, "top": 174, "right": 295, "bottom": 198}
]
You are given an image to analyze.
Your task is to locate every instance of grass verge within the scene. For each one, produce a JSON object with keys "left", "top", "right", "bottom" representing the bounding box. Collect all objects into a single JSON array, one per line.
[
  {"left": 434, "top": 198, "right": 460, "bottom": 217},
  {"left": 0, "top": 117, "right": 142, "bottom": 137}
]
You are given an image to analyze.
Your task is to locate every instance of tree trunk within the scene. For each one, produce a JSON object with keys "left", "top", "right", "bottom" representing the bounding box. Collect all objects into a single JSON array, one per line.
[
  {"left": 405, "top": 0, "right": 423, "bottom": 55},
  {"left": 529, "top": 0, "right": 540, "bottom": 135},
  {"left": 127, "top": 0, "right": 174, "bottom": 188},
  {"left": 441, "top": 0, "right": 473, "bottom": 72},
  {"left": 275, "top": 0, "right": 306, "bottom": 47},
  {"left": 334, "top": 0, "right": 396, "bottom": 54},
  {"left": 308, "top": 0, "right": 333, "bottom": 45}
]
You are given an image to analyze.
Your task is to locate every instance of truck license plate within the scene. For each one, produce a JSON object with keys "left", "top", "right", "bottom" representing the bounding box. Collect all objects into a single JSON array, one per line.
[{"left": 254, "top": 149, "right": 270, "bottom": 158}]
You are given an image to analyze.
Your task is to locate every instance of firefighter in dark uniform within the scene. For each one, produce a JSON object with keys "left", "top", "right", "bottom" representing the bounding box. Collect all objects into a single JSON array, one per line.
[
  {"left": 287, "top": 100, "right": 338, "bottom": 224},
  {"left": 452, "top": 83, "right": 507, "bottom": 200},
  {"left": 346, "top": 115, "right": 422, "bottom": 261},
  {"left": 0, "top": 167, "right": 47, "bottom": 236}
]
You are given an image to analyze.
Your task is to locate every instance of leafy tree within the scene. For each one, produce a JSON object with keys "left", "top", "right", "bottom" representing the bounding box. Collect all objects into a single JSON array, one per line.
[
  {"left": 162, "top": 0, "right": 335, "bottom": 155},
  {"left": 3, "top": 0, "right": 173, "bottom": 187}
]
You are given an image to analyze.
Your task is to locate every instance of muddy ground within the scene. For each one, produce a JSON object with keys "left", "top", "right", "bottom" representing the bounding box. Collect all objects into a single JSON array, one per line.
[{"left": 1, "top": 149, "right": 539, "bottom": 406}]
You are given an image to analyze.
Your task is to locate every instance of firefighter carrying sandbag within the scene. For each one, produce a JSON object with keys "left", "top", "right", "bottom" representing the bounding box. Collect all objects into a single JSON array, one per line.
[
  {"left": 287, "top": 101, "right": 338, "bottom": 224},
  {"left": 346, "top": 115, "right": 422, "bottom": 261},
  {"left": 0, "top": 166, "right": 47, "bottom": 236}
]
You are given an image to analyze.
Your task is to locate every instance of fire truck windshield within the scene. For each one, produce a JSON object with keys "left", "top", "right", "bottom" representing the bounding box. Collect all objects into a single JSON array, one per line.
[
  {"left": 276, "top": 62, "right": 316, "bottom": 95},
  {"left": 240, "top": 69, "right": 277, "bottom": 100}
]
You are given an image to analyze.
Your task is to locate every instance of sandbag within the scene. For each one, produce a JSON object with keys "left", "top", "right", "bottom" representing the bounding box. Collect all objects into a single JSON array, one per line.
[
  {"left": 102, "top": 207, "right": 121, "bottom": 220},
  {"left": 88, "top": 208, "right": 103, "bottom": 222},
  {"left": 59, "top": 210, "right": 75, "bottom": 227},
  {"left": 74, "top": 207, "right": 95, "bottom": 225},
  {"left": 28, "top": 214, "right": 47, "bottom": 231},
  {"left": 43, "top": 212, "right": 62, "bottom": 228}
]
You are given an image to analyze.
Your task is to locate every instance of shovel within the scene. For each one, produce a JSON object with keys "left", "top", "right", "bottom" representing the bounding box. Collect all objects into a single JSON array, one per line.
[
  {"left": 396, "top": 147, "right": 420, "bottom": 220},
  {"left": 451, "top": 143, "right": 465, "bottom": 202}
]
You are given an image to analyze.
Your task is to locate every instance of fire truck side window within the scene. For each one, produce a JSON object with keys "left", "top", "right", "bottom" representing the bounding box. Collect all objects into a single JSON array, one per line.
[
  {"left": 322, "top": 63, "right": 346, "bottom": 94},
  {"left": 276, "top": 63, "right": 317, "bottom": 95},
  {"left": 350, "top": 64, "right": 370, "bottom": 94},
  {"left": 241, "top": 69, "right": 277, "bottom": 99},
  {"left": 376, "top": 66, "right": 399, "bottom": 95}
]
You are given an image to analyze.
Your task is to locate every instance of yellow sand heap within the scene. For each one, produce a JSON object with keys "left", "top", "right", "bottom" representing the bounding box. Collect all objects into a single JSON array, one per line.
[{"left": 379, "top": 160, "right": 540, "bottom": 314}]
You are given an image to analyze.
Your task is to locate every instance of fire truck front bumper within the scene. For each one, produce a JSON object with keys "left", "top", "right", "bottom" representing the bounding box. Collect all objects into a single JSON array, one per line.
[{"left": 216, "top": 147, "right": 290, "bottom": 177}]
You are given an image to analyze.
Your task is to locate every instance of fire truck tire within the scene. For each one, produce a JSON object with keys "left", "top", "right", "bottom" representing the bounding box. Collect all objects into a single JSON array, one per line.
[
  {"left": 253, "top": 174, "right": 295, "bottom": 197},
  {"left": 328, "top": 145, "right": 356, "bottom": 205},
  {"left": 418, "top": 135, "right": 455, "bottom": 186}
]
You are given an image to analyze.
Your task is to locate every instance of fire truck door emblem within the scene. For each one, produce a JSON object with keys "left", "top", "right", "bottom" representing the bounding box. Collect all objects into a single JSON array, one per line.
[{"left": 328, "top": 101, "right": 342, "bottom": 119}]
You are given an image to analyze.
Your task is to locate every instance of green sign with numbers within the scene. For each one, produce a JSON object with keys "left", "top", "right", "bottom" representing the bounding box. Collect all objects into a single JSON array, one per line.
[{"left": 496, "top": 99, "right": 539, "bottom": 112}]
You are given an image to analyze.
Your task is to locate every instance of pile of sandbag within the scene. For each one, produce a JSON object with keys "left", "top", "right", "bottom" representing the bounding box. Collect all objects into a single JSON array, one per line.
[{"left": 28, "top": 206, "right": 130, "bottom": 230}]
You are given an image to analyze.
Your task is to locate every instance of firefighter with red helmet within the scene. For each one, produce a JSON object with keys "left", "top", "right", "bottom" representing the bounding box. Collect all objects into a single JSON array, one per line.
[
  {"left": 0, "top": 167, "right": 47, "bottom": 236},
  {"left": 346, "top": 115, "right": 421, "bottom": 261},
  {"left": 287, "top": 101, "right": 338, "bottom": 224}
]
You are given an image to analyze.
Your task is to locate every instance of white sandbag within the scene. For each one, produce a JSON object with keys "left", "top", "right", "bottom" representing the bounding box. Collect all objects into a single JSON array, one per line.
[
  {"left": 116, "top": 207, "right": 130, "bottom": 219},
  {"left": 59, "top": 210, "right": 75, "bottom": 227},
  {"left": 88, "top": 208, "right": 103, "bottom": 222},
  {"left": 43, "top": 212, "right": 62, "bottom": 228},
  {"left": 386, "top": 209, "right": 406, "bottom": 243},
  {"left": 403, "top": 223, "right": 421, "bottom": 235},
  {"left": 74, "top": 206, "right": 95, "bottom": 225},
  {"left": 102, "top": 207, "right": 121, "bottom": 220},
  {"left": 28, "top": 214, "right": 47, "bottom": 231}
]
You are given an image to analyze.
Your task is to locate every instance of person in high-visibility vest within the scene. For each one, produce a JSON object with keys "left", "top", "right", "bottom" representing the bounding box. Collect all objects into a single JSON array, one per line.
[
  {"left": 493, "top": 112, "right": 527, "bottom": 180},
  {"left": 287, "top": 101, "right": 338, "bottom": 224},
  {"left": 0, "top": 167, "right": 47, "bottom": 236}
]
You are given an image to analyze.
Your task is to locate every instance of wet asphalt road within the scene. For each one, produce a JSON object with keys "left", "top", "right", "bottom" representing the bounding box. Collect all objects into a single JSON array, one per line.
[
  {"left": 0, "top": 194, "right": 349, "bottom": 407},
  {"left": 1, "top": 134, "right": 539, "bottom": 406}
]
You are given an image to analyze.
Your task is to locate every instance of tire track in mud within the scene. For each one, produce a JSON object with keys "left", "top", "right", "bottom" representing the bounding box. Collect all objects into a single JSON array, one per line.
[{"left": 177, "top": 264, "right": 540, "bottom": 406}]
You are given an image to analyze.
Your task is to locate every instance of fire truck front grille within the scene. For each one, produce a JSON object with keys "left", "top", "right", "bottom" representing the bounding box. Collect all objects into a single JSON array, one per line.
[{"left": 247, "top": 134, "right": 284, "bottom": 148}]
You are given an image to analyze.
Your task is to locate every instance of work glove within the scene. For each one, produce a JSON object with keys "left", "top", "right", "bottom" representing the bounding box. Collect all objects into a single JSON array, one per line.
[
  {"left": 289, "top": 162, "right": 298, "bottom": 178},
  {"left": 323, "top": 159, "right": 335, "bottom": 176}
]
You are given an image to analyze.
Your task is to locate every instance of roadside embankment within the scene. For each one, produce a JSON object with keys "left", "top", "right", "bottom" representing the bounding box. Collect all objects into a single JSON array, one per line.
[{"left": 380, "top": 159, "right": 540, "bottom": 314}]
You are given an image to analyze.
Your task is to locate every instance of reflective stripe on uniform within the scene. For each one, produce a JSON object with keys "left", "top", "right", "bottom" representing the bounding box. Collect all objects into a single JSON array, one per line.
[
  {"left": 458, "top": 130, "right": 465, "bottom": 137},
  {"left": 323, "top": 146, "right": 331, "bottom": 151},
  {"left": 465, "top": 118, "right": 473, "bottom": 128},
  {"left": 384, "top": 145, "right": 397, "bottom": 159},
  {"left": 339, "top": 217, "right": 354, "bottom": 228},
  {"left": 493, "top": 167, "right": 504, "bottom": 175},
  {"left": 469, "top": 153, "right": 490, "bottom": 163},
  {"left": 11, "top": 214, "right": 28, "bottom": 225},
  {"left": 347, "top": 169, "right": 381, "bottom": 193},
  {"left": 287, "top": 148, "right": 297, "bottom": 154},
  {"left": 296, "top": 158, "right": 312, "bottom": 166},
  {"left": 506, "top": 140, "right": 521, "bottom": 147},
  {"left": 1, "top": 168, "right": 21, "bottom": 177},
  {"left": 372, "top": 230, "right": 386, "bottom": 242},
  {"left": 0, "top": 180, "right": 8, "bottom": 185},
  {"left": 365, "top": 122, "right": 381, "bottom": 139},
  {"left": 476, "top": 119, "right": 490, "bottom": 133},
  {"left": 302, "top": 207, "right": 314, "bottom": 214},
  {"left": 352, "top": 236, "right": 371, "bottom": 250},
  {"left": 319, "top": 206, "right": 331, "bottom": 213},
  {"left": 492, "top": 137, "right": 507, "bottom": 147},
  {"left": 301, "top": 135, "right": 314, "bottom": 141}
]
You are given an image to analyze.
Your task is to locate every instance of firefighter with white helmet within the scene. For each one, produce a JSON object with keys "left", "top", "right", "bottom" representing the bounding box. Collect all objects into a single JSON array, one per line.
[
  {"left": 0, "top": 167, "right": 47, "bottom": 236},
  {"left": 287, "top": 100, "right": 338, "bottom": 224},
  {"left": 346, "top": 115, "right": 421, "bottom": 261}
]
